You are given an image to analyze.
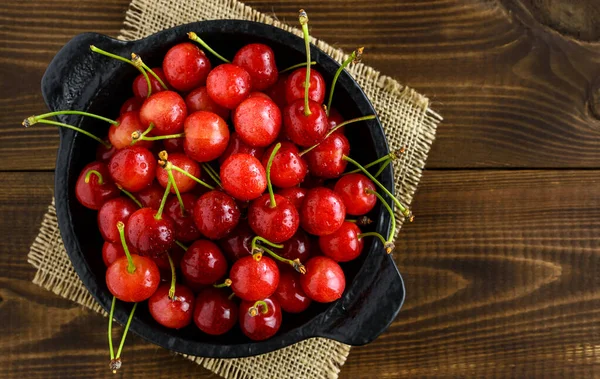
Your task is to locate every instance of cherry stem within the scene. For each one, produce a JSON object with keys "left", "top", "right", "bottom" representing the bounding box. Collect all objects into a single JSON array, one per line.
[
  {"left": 116, "top": 184, "right": 143, "bottom": 208},
  {"left": 167, "top": 252, "right": 176, "bottom": 300},
  {"left": 131, "top": 53, "right": 169, "bottom": 90},
  {"left": 108, "top": 296, "right": 116, "bottom": 360},
  {"left": 299, "top": 9, "right": 312, "bottom": 117},
  {"left": 345, "top": 147, "right": 404, "bottom": 175},
  {"left": 299, "top": 115, "right": 377, "bottom": 156},
  {"left": 366, "top": 188, "right": 397, "bottom": 247},
  {"left": 175, "top": 240, "right": 188, "bottom": 251},
  {"left": 343, "top": 155, "right": 413, "bottom": 221},
  {"left": 30, "top": 119, "right": 110, "bottom": 148},
  {"left": 248, "top": 300, "right": 269, "bottom": 317},
  {"left": 154, "top": 180, "right": 171, "bottom": 220},
  {"left": 90, "top": 45, "right": 152, "bottom": 98},
  {"left": 85, "top": 169, "right": 104, "bottom": 185},
  {"left": 251, "top": 236, "right": 283, "bottom": 254},
  {"left": 228, "top": 292, "right": 236, "bottom": 300},
  {"left": 169, "top": 163, "right": 215, "bottom": 190},
  {"left": 25, "top": 111, "right": 118, "bottom": 126},
  {"left": 326, "top": 47, "right": 364, "bottom": 116},
  {"left": 116, "top": 221, "right": 136, "bottom": 274},
  {"left": 213, "top": 279, "right": 232, "bottom": 288},
  {"left": 358, "top": 232, "right": 387, "bottom": 245},
  {"left": 166, "top": 165, "right": 185, "bottom": 214},
  {"left": 261, "top": 246, "right": 306, "bottom": 274},
  {"left": 266, "top": 142, "right": 282, "bottom": 208},
  {"left": 373, "top": 159, "right": 391, "bottom": 177},
  {"left": 133, "top": 132, "right": 184, "bottom": 142},
  {"left": 280, "top": 61, "right": 316, "bottom": 74},
  {"left": 187, "top": 32, "right": 230, "bottom": 63},
  {"left": 115, "top": 302, "right": 138, "bottom": 360},
  {"left": 202, "top": 163, "right": 222, "bottom": 188}
]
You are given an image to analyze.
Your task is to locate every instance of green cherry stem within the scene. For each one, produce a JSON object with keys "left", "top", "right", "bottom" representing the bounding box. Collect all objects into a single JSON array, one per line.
[
  {"left": 108, "top": 296, "right": 116, "bottom": 360},
  {"left": 213, "top": 278, "right": 232, "bottom": 288},
  {"left": 167, "top": 252, "right": 177, "bottom": 299},
  {"left": 154, "top": 180, "right": 172, "bottom": 220},
  {"left": 85, "top": 170, "right": 104, "bottom": 184},
  {"left": 132, "top": 131, "right": 184, "bottom": 142},
  {"left": 248, "top": 300, "right": 269, "bottom": 317},
  {"left": 24, "top": 110, "right": 118, "bottom": 126},
  {"left": 299, "top": 114, "right": 377, "bottom": 156},
  {"left": 366, "top": 188, "right": 397, "bottom": 253},
  {"left": 280, "top": 61, "right": 316, "bottom": 74},
  {"left": 175, "top": 240, "right": 189, "bottom": 251},
  {"left": 266, "top": 142, "right": 282, "bottom": 208},
  {"left": 326, "top": 47, "right": 364, "bottom": 116},
  {"left": 166, "top": 165, "right": 185, "bottom": 214},
  {"left": 187, "top": 32, "right": 230, "bottom": 63},
  {"left": 131, "top": 53, "right": 169, "bottom": 90},
  {"left": 251, "top": 236, "right": 283, "bottom": 254},
  {"left": 114, "top": 302, "right": 138, "bottom": 367},
  {"left": 166, "top": 162, "right": 215, "bottom": 190},
  {"left": 90, "top": 45, "right": 152, "bottom": 98},
  {"left": 345, "top": 147, "right": 404, "bottom": 175},
  {"left": 29, "top": 119, "right": 110, "bottom": 148},
  {"left": 202, "top": 163, "right": 222, "bottom": 188},
  {"left": 299, "top": 9, "right": 312, "bottom": 116},
  {"left": 261, "top": 246, "right": 306, "bottom": 274},
  {"left": 116, "top": 221, "right": 136, "bottom": 274},
  {"left": 373, "top": 159, "right": 391, "bottom": 177},
  {"left": 116, "top": 184, "right": 143, "bottom": 208},
  {"left": 358, "top": 232, "right": 387, "bottom": 245}
]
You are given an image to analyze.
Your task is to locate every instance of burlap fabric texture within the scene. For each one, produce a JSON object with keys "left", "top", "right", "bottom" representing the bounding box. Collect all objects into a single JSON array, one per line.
[{"left": 27, "top": 0, "right": 442, "bottom": 378}]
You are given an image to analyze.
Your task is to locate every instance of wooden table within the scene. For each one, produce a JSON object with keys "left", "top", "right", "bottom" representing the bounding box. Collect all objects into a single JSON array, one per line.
[{"left": 2, "top": 0, "right": 599, "bottom": 377}]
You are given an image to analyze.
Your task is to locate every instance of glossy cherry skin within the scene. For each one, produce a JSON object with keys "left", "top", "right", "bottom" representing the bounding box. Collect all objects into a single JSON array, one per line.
[
  {"left": 285, "top": 68, "right": 326, "bottom": 104},
  {"left": 305, "top": 133, "right": 350, "bottom": 178},
  {"left": 280, "top": 228, "right": 312, "bottom": 262},
  {"left": 108, "top": 146, "right": 156, "bottom": 192},
  {"left": 333, "top": 173, "right": 377, "bottom": 215},
  {"left": 163, "top": 137, "right": 184, "bottom": 153},
  {"left": 265, "top": 74, "right": 288, "bottom": 110},
  {"left": 120, "top": 97, "right": 144, "bottom": 115},
  {"left": 248, "top": 92, "right": 271, "bottom": 100},
  {"left": 194, "top": 288, "right": 238, "bottom": 335},
  {"left": 156, "top": 153, "right": 201, "bottom": 194},
  {"left": 180, "top": 239, "right": 228, "bottom": 286},
  {"left": 102, "top": 241, "right": 125, "bottom": 267},
  {"left": 75, "top": 162, "right": 119, "bottom": 210},
  {"left": 233, "top": 97, "right": 281, "bottom": 147},
  {"left": 274, "top": 270, "right": 312, "bottom": 313},
  {"left": 319, "top": 221, "right": 364, "bottom": 262},
  {"left": 276, "top": 187, "right": 307, "bottom": 213},
  {"left": 108, "top": 111, "right": 153, "bottom": 149},
  {"left": 233, "top": 43, "right": 278, "bottom": 91},
  {"left": 220, "top": 154, "right": 267, "bottom": 201},
  {"left": 106, "top": 254, "right": 160, "bottom": 302},
  {"left": 183, "top": 111, "right": 230, "bottom": 162},
  {"left": 162, "top": 42, "right": 211, "bottom": 91},
  {"left": 139, "top": 90, "right": 187, "bottom": 135},
  {"left": 125, "top": 208, "right": 175, "bottom": 257},
  {"left": 164, "top": 194, "right": 202, "bottom": 242},
  {"left": 218, "top": 221, "right": 253, "bottom": 262},
  {"left": 262, "top": 142, "right": 307, "bottom": 188},
  {"left": 300, "top": 256, "right": 345, "bottom": 303},
  {"left": 206, "top": 63, "right": 252, "bottom": 109},
  {"left": 248, "top": 194, "right": 299, "bottom": 243},
  {"left": 96, "top": 140, "right": 117, "bottom": 162},
  {"left": 185, "top": 86, "right": 229, "bottom": 120},
  {"left": 328, "top": 107, "right": 344, "bottom": 132},
  {"left": 133, "top": 67, "right": 168, "bottom": 98},
  {"left": 301, "top": 187, "right": 346, "bottom": 236},
  {"left": 148, "top": 283, "right": 194, "bottom": 329},
  {"left": 134, "top": 181, "right": 164, "bottom": 209},
  {"left": 218, "top": 132, "right": 265, "bottom": 165},
  {"left": 283, "top": 99, "right": 329, "bottom": 147},
  {"left": 97, "top": 197, "right": 139, "bottom": 243},
  {"left": 230, "top": 255, "right": 280, "bottom": 301},
  {"left": 193, "top": 191, "right": 241, "bottom": 240},
  {"left": 239, "top": 297, "right": 282, "bottom": 341}
]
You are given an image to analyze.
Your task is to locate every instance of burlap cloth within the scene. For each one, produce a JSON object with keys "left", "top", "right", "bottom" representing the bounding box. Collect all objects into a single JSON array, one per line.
[{"left": 26, "top": 0, "right": 442, "bottom": 378}]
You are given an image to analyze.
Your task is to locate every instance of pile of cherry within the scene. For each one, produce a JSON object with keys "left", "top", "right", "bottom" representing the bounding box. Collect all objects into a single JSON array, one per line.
[{"left": 25, "top": 10, "right": 412, "bottom": 372}]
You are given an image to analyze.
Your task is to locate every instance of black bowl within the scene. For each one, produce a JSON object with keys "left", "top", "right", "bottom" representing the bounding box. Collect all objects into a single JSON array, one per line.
[{"left": 42, "top": 20, "right": 405, "bottom": 358}]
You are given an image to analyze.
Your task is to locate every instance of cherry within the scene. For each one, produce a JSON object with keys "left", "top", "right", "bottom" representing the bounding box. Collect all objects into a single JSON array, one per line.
[
  {"left": 233, "top": 43, "right": 278, "bottom": 91},
  {"left": 120, "top": 97, "right": 144, "bottom": 115},
  {"left": 279, "top": 228, "right": 312, "bottom": 262},
  {"left": 163, "top": 136, "right": 184, "bottom": 153},
  {"left": 98, "top": 197, "right": 138, "bottom": 243},
  {"left": 193, "top": 288, "right": 238, "bottom": 335},
  {"left": 218, "top": 220, "right": 253, "bottom": 262},
  {"left": 304, "top": 133, "right": 350, "bottom": 178},
  {"left": 96, "top": 140, "right": 117, "bottom": 163},
  {"left": 220, "top": 154, "right": 266, "bottom": 201},
  {"left": 193, "top": 190, "right": 241, "bottom": 239},
  {"left": 274, "top": 270, "right": 311, "bottom": 313},
  {"left": 108, "top": 111, "right": 153, "bottom": 149},
  {"left": 185, "top": 86, "right": 229, "bottom": 120},
  {"left": 333, "top": 173, "right": 376, "bottom": 215},
  {"left": 300, "top": 187, "right": 346, "bottom": 236},
  {"left": 247, "top": 92, "right": 271, "bottom": 100},
  {"left": 156, "top": 152, "right": 201, "bottom": 193},
  {"left": 265, "top": 74, "right": 289, "bottom": 110},
  {"left": 283, "top": 99, "right": 328, "bottom": 147},
  {"left": 102, "top": 241, "right": 125, "bottom": 267},
  {"left": 134, "top": 181, "right": 164, "bottom": 209},
  {"left": 108, "top": 146, "right": 156, "bottom": 192},
  {"left": 133, "top": 67, "right": 168, "bottom": 98},
  {"left": 183, "top": 111, "right": 230, "bottom": 162},
  {"left": 233, "top": 96, "right": 281, "bottom": 147},
  {"left": 249, "top": 194, "right": 299, "bottom": 243},
  {"left": 218, "top": 132, "right": 265, "bottom": 165},
  {"left": 206, "top": 63, "right": 252, "bottom": 109},
  {"left": 262, "top": 141, "right": 307, "bottom": 188},
  {"left": 327, "top": 107, "right": 344, "bottom": 132},
  {"left": 164, "top": 193, "right": 202, "bottom": 242},
  {"left": 162, "top": 42, "right": 211, "bottom": 91},
  {"left": 139, "top": 91, "right": 187, "bottom": 135},
  {"left": 75, "top": 162, "right": 119, "bottom": 210},
  {"left": 285, "top": 68, "right": 325, "bottom": 105},
  {"left": 239, "top": 298, "right": 282, "bottom": 341},
  {"left": 148, "top": 283, "right": 194, "bottom": 329},
  {"left": 300, "top": 256, "right": 345, "bottom": 303},
  {"left": 276, "top": 187, "right": 307, "bottom": 212},
  {"left": 230, "top": 255, "right": 279, "bottom": 301},
  {"left": 319, "top": 221, "right": 364, "bottom": 262},
  {"left": 180, "top": 239, "right": 228, "bottom": 285},
  {"left": 125, "top": 207, "right": 175, "bottom": 257}
]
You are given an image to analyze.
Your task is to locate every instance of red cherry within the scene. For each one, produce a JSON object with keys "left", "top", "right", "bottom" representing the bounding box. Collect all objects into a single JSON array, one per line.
[
  {"left": 96, "top": 140, "right": 117, "bottom": 162},
  {"left": 139, "top": 91, "right": 187, "bottom": 135},
  {"left": 120, "top": 97, "right": 144, "bottom": 115},
  {"left": 218, "top": 221, "right": 253, "bottom": 262},
  {"left": 108, "top": 111, "right": 153, "bottom": 149},
  {"left": 333, "top": 173, "right": 377, "bottom": 215},
  {"left": 148, "top": 284, "right": 195, "bottom": 329},
  {"left": 265, "top": 74, "right": 288, "bottom": 110},
  {"left": 193, "top": 191, "right": 241, "bottom": 240},
  {"left": 304, "top": 133, "right": 350, "bottom": 178},
  {"left": 98, "top": 197, "right": 138, "bottom": 243},
  {"left": 276, "top": 187, "right": 307, "bottom": 212},
  {"left": 285, "top": 68, "right": 325, "bottom": 104},
  {"left": 134, "top": 181, "right": 164, "bottom": 209},
  {"left": 162, "top": 42, "right": 211, "bottom": 91},
  {"left": 318, "top": 221, "right": 364, "bottom": 262},
  {"left": 180, "top": 239, "right": 228, "bottom": 286},
  {"left": 239, "top": 298, "right": 282, "bottom": 341},
  {"left": 185, "top": 86, "right": 229, "bottom": 120},
  {"left": 164, "top": 194, "right": 202, "bottom": 242},
  {"left": 183, "top": 111, "right": 230, "bottom": 162},
  {"left": 261, "top": 142, "right": 307, "bottom": 188},
  {"left": 219, "top": 132, "right": 264, "bottom": 165},
  {"left": 247, "top": 92, "right": 271, "bottom": 100},
  {"left": 125, "top": 208, "right": 175, "bottom": 257},
  {"left": 75, "top": 162, "right": 119, "bottom": 210},
  {"left": 280, "top": 228, "right": 312, "bottom": 262},
  {"left": 232, "top": 43, "right": 278, "bottom": 91},
  {"left": 206, "top": 63, "right": 252, "bottom": 109},
  {"left": 300, "top": 187, "right": 346, "bottom": 236},
  {"left": 102, "top": 241, "right": 125, "bottom": 267},
  {"left": 283, "top": 99, "right": 328, "bottom": 147},
  {"left": 108, "top": 146, "right": 156, "bottom": 192},
  {"left": 133, "top": 67, "right": 168, "bottom": 98},
  {"left": 300, "top": 256, "right": 345, "bottom": 303},
  {"left": 328, "top": 107, "right": 344, "bottom": 133},
  {"left": 233, "top": 97, "right": 281, "bottom": 147},
  {"left": 230, "top": 255, "right": 279, "bottom": 301},
  {"left": 274, "top": 270, "right": 311, "bottom": 313},
  {"left": 156, "top": 153, "right": 201, "bottom": 193},
  {"left": 162, "top": 137, "right": 184, "bottom": 153},
  {"left": 106, "top": 254, "right": 160, "bottom": 302},
  {"left": 248, "top": 194, "right": 299, "bottom": 243},
  {"left": 220, "top": 154, "right": 267, "bottom": 201},
  {"left": 193, "top": 288, "right": 238, "bottom": 335}
]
